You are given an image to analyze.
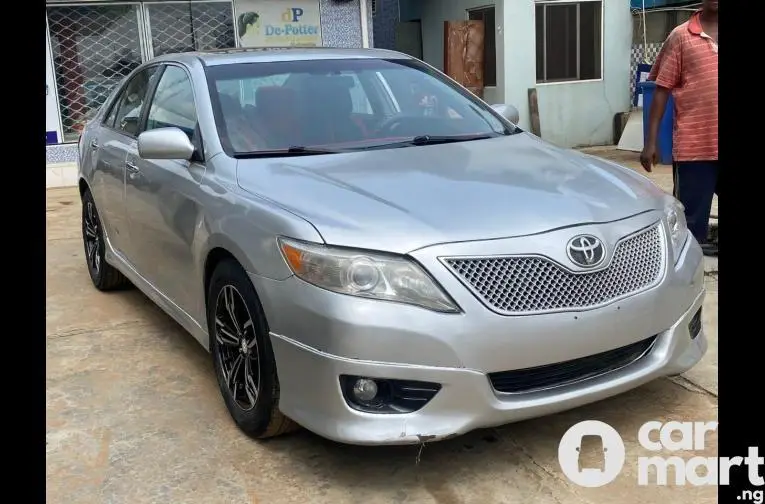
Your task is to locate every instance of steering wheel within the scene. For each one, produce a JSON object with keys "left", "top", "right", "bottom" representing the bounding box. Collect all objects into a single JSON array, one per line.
[{"left": 376, "top": 114, "right": 407, "bottom": 135}]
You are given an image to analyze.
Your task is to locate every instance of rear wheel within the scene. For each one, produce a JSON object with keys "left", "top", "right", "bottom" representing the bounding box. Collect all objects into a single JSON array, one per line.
[
  {"left": 207, "top": 259, "right": 298, "bottom": 439},
  {"left": 81, "top": 189, "right": 130, "bottom": 291}
]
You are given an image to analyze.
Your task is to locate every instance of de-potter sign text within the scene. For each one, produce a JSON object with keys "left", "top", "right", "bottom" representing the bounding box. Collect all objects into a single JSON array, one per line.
[{"left": 235, "top": 0, "right": 322, "bottom": 47}]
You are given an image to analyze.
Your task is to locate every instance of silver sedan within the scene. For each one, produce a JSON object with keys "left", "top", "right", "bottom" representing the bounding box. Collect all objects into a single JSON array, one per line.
[{"left": 77, "top": 47, "right": 706, "bottom": 445}]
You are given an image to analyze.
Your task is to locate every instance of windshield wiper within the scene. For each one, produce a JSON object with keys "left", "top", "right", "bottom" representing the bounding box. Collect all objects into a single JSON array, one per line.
[
  {"left": 233, "top": 146, "right": 347, "bottom": 159},
  {"left": 411, "top": 134, "right": 496, "bottom": 145},
  {"left": 359, "top": 133, "right": 498, "bottom": 150}
]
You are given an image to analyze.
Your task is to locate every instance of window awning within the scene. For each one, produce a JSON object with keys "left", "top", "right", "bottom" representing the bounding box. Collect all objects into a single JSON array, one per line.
[{"left": 629, "top": 0, "right": 699, "bottom": 10}]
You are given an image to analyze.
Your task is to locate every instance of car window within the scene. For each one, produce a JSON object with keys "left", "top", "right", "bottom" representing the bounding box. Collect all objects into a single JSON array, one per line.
[
  {"left": 106, "top": 66, "right": 160, "bottom": 137},
  {"left": 205, "top": 58, "right": 514, "bottom": 155},
  {"left": 146, "top": 66, "right": 198, "bottom": 142}
]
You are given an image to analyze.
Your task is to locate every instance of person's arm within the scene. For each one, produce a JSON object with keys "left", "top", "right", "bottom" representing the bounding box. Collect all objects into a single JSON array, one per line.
[
  {"left": 640, "top": 31, "right": 682, "bottom": 171},
  {"left": 645, "top": 85, "right": 672, "bottom": 153}
]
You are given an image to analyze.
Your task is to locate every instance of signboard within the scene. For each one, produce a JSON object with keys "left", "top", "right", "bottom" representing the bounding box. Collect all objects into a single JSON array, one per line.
[
  {"left": 46, "top": 30, "right": 63, "bottom": 145},
  {"left": 234, "top": 0, "right": 322, "bottom": 47}
]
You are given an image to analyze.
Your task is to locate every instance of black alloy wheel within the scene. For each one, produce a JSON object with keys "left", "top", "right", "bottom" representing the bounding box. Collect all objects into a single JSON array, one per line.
[
  {"left": 208, "top": 259, "right": 298, "bottom": 438},
  {"left": 214, "top": 285, "right": 261, "bottom": 411},
  {"left": 81, "top": 189, "right": 130, "bottom": 291}
]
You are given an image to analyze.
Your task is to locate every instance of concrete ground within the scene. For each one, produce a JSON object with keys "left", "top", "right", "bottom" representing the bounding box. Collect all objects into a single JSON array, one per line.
[{"left": 47, "top": 152, "right": 718, "bottom": 504}]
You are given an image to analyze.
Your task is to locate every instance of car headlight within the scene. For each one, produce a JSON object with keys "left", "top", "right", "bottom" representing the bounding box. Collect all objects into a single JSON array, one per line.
[
  {"left": 664, "top": 198, "right": 689, "bottom": 263},
  {"left": 278, "top": 238, "right": 460, "bottom": 313}
]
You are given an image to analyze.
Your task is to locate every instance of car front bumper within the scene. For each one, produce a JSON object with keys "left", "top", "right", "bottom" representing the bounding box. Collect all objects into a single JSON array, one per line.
[{"left": 251, "top": 212, "right": 707, "bottom": 445}]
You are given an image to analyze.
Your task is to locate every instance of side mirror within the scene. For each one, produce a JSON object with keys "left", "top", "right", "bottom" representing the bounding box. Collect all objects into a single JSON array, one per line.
[
  {"left": 138, "top": 127, "right": 195, "bottom": 160},
  {"left": 491, "top": 103, "right": 520, "bottom": 124}
]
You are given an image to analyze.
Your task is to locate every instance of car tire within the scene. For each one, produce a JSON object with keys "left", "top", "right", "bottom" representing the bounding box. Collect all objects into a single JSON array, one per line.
[
  {"left": 207, "top": 258, "right": 298, "bottom": 439},
  {"left": 81, "top": 189, "right": 131, "bottom": 291}
]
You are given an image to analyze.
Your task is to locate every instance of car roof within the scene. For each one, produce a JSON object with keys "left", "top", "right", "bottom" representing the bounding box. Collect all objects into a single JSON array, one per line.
[{"left": 152, "top": 47, "right": 414, "bottom": 67}]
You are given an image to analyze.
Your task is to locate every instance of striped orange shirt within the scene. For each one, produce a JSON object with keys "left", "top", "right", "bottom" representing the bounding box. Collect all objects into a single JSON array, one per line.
[{"left": 648, "top": 11, "right": 718, "bottom": 161}]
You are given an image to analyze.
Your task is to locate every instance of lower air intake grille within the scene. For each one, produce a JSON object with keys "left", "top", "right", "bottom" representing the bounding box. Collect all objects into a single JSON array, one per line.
[
  {"left": 688, "top": 308, "right": 702, "bottom": 340},
  {"left": 488, "top": 336, "right": 658, "bottom": 394}
]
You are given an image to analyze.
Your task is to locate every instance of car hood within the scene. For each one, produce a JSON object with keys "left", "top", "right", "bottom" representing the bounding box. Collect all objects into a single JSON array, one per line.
[{"left": 236, "top": 133, "right": 666, "bottom": 254}]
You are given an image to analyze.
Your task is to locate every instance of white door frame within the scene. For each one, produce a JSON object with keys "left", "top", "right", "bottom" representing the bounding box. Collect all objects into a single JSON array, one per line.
[
  {"left": 45, "top": 16, "right": 64, "bottom": 144},
  {"left": 360, "top": 0, "right": 370, "bottom": 48}
]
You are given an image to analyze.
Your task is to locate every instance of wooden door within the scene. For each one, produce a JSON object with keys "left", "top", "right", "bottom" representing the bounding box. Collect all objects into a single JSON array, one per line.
[{"left": 443, "top": 20, "right": 485, "bottom": 99}]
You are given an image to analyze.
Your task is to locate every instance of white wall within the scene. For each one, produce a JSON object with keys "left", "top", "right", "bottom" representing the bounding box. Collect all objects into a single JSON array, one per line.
[
  {"left": 46, "top": 27, "right": 62, "bottom": 145},
  {"left": 418, "top": 0, "right": 631, "bottom": 148},
  {"left": 420, "top": 0, "right": 504, "bottom": 105},
  {"left": 504, "top": 0, "right": 631, "bottom": 147}
]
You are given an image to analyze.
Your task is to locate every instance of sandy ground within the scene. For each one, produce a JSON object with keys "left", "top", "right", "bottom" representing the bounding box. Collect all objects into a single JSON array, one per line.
[{"left": 46, "top": 155, "right": 718, "bottom": 504}]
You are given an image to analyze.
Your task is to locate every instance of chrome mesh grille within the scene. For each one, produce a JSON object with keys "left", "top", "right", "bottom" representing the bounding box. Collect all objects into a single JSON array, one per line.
[{"left": 443, "top": 225, "right": 664, "bottom": 315}]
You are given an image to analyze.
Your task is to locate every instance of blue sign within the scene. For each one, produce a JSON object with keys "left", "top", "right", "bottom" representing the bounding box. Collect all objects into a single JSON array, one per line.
[{"left": 46, "top": 131, "right": 58, "bottom": 145}]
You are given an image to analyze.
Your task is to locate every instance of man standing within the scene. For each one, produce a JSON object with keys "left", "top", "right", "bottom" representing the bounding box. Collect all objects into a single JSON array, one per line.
[{"left": 640, "top": 0, "right": 718, "bottom": 255}]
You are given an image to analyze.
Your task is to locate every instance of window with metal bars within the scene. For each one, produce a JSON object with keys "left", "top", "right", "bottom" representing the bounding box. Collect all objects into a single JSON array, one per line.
[
  {"left": 46, "top": 2, "right": 235, "bottom": 143},
  {"left": 535, "top": 0, "right": 603, "bottom": 83},
  {"left": 47, "top": 4, "right": 143, "bottom": 142},
  {"left": 145, "top": 2, "right": 235, "bottom": 57}
]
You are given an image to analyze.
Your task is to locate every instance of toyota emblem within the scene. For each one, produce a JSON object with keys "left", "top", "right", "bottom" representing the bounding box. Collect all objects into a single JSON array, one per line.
[{"left": 567, "top": 235, "right": 605, "bottom": 268}]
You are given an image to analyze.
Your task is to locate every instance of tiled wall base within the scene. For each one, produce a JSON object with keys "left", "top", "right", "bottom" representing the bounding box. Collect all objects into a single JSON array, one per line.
[{"left": 47, "top": 144, "right": 78, "bottom": 164}]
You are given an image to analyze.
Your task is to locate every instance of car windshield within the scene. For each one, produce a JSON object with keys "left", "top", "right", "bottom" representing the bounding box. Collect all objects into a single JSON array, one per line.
[{"left": 204, "top": 57, "right": 518, "bottom": 157}]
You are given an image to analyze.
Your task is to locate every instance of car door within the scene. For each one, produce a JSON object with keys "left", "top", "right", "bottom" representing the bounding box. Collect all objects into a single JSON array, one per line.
[
  {"left": 123, "top": 64, "right": 206, "bottom": 317},
  {"left": 91, "top": 66, "right": 161, "bottom": 257}
]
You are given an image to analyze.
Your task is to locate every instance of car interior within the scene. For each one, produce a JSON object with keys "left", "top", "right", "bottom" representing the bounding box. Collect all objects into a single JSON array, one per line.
[
  {"left": 212, "top": 66, "right": 502, "bottom": 153},
  {"left": 217, "top": 74, "right": 371, "bottom": 151}
]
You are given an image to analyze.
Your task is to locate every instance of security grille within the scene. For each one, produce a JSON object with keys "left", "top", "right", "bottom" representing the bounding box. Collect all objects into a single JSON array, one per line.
[
  {"left": 47, "top": 4, "right": 143, "bottom": 143},
  {"left": 630, "top": 42, "right": 663, "bottom": 105},
  {"left": 145, "top": 2, "right": 235, "bottom": 57},
  {"left": 443, "top": 224, "right": 665, "bottom": 315},
  {"left": 47, "top": 1, "right": 235, "bottom": 144}
]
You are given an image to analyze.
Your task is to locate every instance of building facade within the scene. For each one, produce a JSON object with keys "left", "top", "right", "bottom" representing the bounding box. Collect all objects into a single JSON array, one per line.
[
  {"left": 373, "top": 0, "right": 633, "bottom": 148},
  {"left": 46, "top": 0, "right": 373, "bottom": 162}
]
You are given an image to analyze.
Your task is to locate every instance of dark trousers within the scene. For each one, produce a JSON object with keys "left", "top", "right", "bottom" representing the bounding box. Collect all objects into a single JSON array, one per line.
[{"left": 672, "top": 160, "right": 718, "bottom": 244}]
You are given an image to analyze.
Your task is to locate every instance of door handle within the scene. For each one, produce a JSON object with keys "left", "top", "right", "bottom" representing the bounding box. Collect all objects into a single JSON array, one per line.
[
  {"left": 90, "top": 139, "right": 99, "bottom": 150},
  {"left": 125, "top": 161, "right": 140, "bottom": 173}
]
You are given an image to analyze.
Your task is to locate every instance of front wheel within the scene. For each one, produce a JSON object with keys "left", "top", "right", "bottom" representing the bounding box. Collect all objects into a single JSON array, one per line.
[
  {"left": 207, "top": 259, "right": 298, "bottom": 439},
  {"left": 81, "top": 189, "right": 130, "bottom": 291}
]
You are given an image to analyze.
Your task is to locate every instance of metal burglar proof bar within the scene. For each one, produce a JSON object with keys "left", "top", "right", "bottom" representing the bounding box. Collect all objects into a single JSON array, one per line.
[
  {"left": 46, "top": 1, "right": 236, "bottom": 144},
  {"left": 536, "top": 0, "right": 603, "bottom": 84},
  {"left": 143, "top": 1, "right": 235, "bottom": 59},
  {"left": 47, "top": 3, "right": 143, "bottom": 143}
]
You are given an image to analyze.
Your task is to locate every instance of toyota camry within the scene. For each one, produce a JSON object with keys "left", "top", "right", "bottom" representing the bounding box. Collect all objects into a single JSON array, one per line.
[{"left": 77, "top": 47, "right": 706, "bottom": 445}]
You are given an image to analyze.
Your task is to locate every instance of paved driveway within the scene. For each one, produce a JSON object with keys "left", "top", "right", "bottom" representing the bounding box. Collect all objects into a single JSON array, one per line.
[{"left": 47, "top": 185, "right": 718, "bottom": 504}]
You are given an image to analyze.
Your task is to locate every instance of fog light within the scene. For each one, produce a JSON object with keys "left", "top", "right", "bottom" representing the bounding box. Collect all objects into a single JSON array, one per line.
[
  {"left": 340, "top": 375, "right": 441, "bottom": 414},
  {"left": 352, "top": 378, "right": 378, "bottom": 401}
]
